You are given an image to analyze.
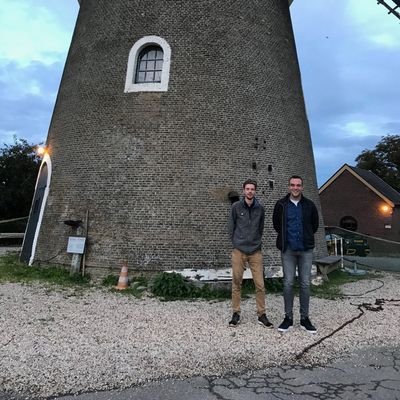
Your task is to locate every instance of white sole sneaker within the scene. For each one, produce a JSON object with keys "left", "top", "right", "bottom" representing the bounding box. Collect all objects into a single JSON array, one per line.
[
  {"left": 300, "top": 325, "right": 317, "bottom": 334},
  {"left": 278, "top": 325, "right": 293, "bottom": 332}
]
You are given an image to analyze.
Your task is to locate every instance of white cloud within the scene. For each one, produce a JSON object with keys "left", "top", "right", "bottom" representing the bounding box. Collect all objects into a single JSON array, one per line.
[
  {"left": 27, "top": 80, "right": 41, "bottom": 96},
  {"left": 345, "top": 0, "right": 400, "bottom": 49},
  {"left": 369, "top": 33, "right": 398, "bottom": 48},
  {"left": 330, "top": 115, "right": 395, "bottom": 139},
  {"left": 338, "top": 121, "right": 373, "bottom": 138},
  {"left": 0, "top": 1, "right": 74, "bottom": 66}
]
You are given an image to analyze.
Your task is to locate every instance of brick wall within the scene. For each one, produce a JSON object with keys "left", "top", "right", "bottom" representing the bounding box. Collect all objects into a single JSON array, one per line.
[
  {"left": 32, "top": 0, "right": 326, "bottom": 276},
  {"left": 320, "top": 170, "right": 396, "bottom": 240}
]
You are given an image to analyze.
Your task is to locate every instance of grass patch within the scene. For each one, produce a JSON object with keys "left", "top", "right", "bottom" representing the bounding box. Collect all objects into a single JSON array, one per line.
[
  {"left": 101, "top": 274, "right": 119, "bottom": 287},
  {"left": 0, "top": 254, "right": 90, "bottom": 287},
  {"left": 310, "top": 268, "right": 381, "bottom": 299},
  {"left": 0, "top": 253, "right": 380, "bottom": 301},
  {"left": 241, "top": 277, "right": 284, "bottom": 296}
]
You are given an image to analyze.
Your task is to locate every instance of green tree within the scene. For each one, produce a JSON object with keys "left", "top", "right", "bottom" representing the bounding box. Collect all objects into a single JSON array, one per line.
[
  {"left": 0, "top": 137, "right": 41, "bottom": 220},
  {"left": 355, "top": 134, "right": 400, "bottom": 192}
]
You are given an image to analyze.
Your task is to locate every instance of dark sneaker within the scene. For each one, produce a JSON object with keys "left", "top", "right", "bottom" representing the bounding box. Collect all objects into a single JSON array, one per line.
[
  {"left": 278, "top": 316, "right": 293, "bottom": 332},
  {"left": 300, "top": 317, "right": 317, "bottom": 334},
  {"left": 229, "top": 312, "right": 241, "bottom": 327},
  {"left": 258, "top": 314, "right": 273, "bottom": 328}
]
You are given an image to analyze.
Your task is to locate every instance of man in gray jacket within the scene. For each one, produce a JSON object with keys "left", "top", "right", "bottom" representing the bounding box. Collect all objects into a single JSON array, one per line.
[{"left": 228, "top": 179, "right": 273, "bottom": 328}]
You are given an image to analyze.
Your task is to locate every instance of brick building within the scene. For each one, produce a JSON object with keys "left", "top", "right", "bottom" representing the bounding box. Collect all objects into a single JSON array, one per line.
[
  {"left": 319, "top": 164, "right": 400, "bottom": 241},
  {"left": 21, "top": 0, "right": 326, "bottom": 277}
]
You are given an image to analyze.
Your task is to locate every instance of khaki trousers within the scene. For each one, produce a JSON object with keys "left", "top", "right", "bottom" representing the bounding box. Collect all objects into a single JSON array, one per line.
[{"left": 231, "top": 248, "right": 266, "bottom": 317}]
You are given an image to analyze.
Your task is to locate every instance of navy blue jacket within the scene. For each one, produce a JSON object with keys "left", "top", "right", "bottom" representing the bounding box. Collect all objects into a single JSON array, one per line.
[{"left": 272, "top": 194, "right": 319, "bottom": 252}]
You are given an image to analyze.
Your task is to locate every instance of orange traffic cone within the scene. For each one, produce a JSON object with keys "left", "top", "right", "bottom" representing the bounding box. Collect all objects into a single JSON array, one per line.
[{"left": 115, "top": 261, "right": 129, "bottom": 290}]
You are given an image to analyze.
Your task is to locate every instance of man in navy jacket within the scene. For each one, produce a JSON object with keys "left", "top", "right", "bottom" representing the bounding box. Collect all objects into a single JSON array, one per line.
[{"left": 273, "top": 175, "right": 319, "bottom": 333}]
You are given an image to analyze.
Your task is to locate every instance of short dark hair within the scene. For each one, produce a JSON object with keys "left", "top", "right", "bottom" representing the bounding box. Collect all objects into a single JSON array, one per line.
[
  {"left": 288, "top": 175, "right": 303, "bottom": 185},
  {"left": 243, "top": 179, "right": 257, "bottom": 189}
]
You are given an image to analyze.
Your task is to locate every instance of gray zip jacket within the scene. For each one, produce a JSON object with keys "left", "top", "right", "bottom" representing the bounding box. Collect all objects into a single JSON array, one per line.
[{"left": 228, "top": 197, "right": 265, "bottom": 254}]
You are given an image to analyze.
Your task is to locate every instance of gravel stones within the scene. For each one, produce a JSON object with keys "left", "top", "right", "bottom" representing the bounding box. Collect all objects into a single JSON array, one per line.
[{"left": 1, "top": 273, "right": 400, "bottom": 398}]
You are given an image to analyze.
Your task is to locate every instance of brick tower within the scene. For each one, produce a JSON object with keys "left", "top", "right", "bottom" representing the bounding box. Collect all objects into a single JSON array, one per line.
[{"left": 21, "top": 0, "right": 327, "bottom": 276}]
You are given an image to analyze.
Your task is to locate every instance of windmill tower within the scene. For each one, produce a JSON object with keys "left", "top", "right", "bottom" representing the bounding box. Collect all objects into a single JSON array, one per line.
[{"left": 21, "top": 0, "right": 327, "bottom": 277}]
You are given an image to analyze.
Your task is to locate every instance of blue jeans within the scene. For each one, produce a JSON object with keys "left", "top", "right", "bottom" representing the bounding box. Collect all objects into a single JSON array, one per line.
[{"left": 281, "top": 249, "right": 313, "bottom": 319}]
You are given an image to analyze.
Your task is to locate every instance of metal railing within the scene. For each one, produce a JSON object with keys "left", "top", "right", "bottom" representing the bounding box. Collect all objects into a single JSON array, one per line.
[
  {"left": 325, "top": 226, "right": 400, "bottom": 258},
  {"left": 0, "top": 217, "right": 28, "bottom": 242}
]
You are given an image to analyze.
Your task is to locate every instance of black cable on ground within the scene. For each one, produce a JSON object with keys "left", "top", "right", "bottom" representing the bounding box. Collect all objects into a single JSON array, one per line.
[
  {"left": 295, "top": 304, "right": 366, "bottom": 360},
  {"left": 295, "top": 298, "right": 400, "bottom": 360},
  {"left": 342, "top": 279, "right": 385, "bottom": 297}
]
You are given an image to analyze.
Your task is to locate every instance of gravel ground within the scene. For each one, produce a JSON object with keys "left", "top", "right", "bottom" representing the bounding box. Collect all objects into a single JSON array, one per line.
[{"left": 1, "top": 272, "right": 400, "bottom": 398}]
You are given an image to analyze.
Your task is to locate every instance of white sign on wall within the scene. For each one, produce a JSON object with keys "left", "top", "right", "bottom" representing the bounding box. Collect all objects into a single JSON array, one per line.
[{"left": 67, "top": 236, "right": 86, "bottom": 254}]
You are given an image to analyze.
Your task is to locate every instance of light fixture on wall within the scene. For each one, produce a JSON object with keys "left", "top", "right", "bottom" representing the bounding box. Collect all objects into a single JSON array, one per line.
[{"left": 36, "top": 145, "right": 47, "bottom": 157}]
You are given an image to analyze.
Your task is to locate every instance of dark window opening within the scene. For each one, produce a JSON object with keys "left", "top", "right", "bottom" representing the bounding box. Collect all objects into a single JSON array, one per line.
[
  {"left": 269, "top": 180, "right": 274, "bottom": 190},
  {"left": 228, "top": 191, "right": 240, "bottom": 204},
  {"left": 135, "top": 45, "right": 164, "bottom": 83},
  {"left": 340, "top": 216, "right": 358, "bottom": 231}
]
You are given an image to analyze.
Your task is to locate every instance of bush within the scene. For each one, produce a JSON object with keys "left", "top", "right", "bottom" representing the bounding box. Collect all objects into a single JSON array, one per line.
[{"left": 151, "top": 272, "right": 196, "bottom": 299}]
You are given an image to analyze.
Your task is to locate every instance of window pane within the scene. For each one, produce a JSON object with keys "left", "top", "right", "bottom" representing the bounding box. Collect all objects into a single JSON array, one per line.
[
  {"left": 137, "top": 72, "right": 145, "bottom": 82},
  {"left": 156, "top": 50, "right": 163, "bottom": 60},
  {"left": 154, "top": 71, "right": 161, "bottom": 82},
  {"left": 145, "top": 71, "right": 154, "bottom": 82},
  {"left": 155, "top": 60, "right": 163, "bottom": 70},
  {"left": 147, "top": 50, "right": 156, "bottom": 59},
  {"left": 147, "top": 60, "right": 156, "bottom": 71},
  {"left": 139, "top": 61, "right": 147, "bottom": 71}
]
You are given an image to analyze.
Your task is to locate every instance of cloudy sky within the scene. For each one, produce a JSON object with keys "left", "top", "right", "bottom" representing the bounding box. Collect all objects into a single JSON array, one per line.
[{"left": 0, "top": 0, "right": 399, "bottom": 186}]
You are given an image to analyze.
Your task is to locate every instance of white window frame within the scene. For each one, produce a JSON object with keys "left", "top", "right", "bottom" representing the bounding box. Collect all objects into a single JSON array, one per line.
[{"left": 124, "top": 36, "right": 171, "bottom": 93}]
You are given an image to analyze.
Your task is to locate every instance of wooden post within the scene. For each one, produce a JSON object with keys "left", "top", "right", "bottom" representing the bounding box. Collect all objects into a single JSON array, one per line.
[{"left": 82, "top": 210, "right": 89, "bottom": 277}]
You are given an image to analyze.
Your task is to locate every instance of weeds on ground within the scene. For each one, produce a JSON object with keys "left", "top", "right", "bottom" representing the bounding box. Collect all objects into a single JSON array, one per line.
[
  {"left": 0, "top": 254, "right": 380, "bottom": 301},
  {"left": 0, "top": 254, "right": 90, "bottom": 287},
  {"left": 150, "top": 272, "right": 284, "bottom": 301},
  {"left": 151, "top": 272, "right": 231, "bottom": 301},
  {"left": 101, "top": 274, "right": 148, "bottom": 298},
  {"left": 242, "top": 277, "right": 284, "bottom": 296}
]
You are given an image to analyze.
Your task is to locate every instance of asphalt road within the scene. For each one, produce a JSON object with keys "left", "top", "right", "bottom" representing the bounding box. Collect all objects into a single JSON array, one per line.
[{"left": 49, "top": 345, "right": 400, "bottom": 400}]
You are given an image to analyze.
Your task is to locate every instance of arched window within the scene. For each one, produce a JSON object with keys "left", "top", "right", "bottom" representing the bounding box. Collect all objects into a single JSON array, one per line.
[
  {"left": 135, "top": 46, "right": 163, "bottom": 83},
  {"left": 340, "top": 216, "right": 358, "bottom": 231},
  {"left": 125, "top": 36, "right": 171, "bottom": 92}
]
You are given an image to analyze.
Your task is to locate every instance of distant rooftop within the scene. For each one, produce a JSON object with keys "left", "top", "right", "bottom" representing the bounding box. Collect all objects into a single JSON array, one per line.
[
  {"left": 349, "top": 165, "right": 400, "bottom": 205},
  {"left": 319, "top": 163, "right": 400, "bottom": 206}
]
